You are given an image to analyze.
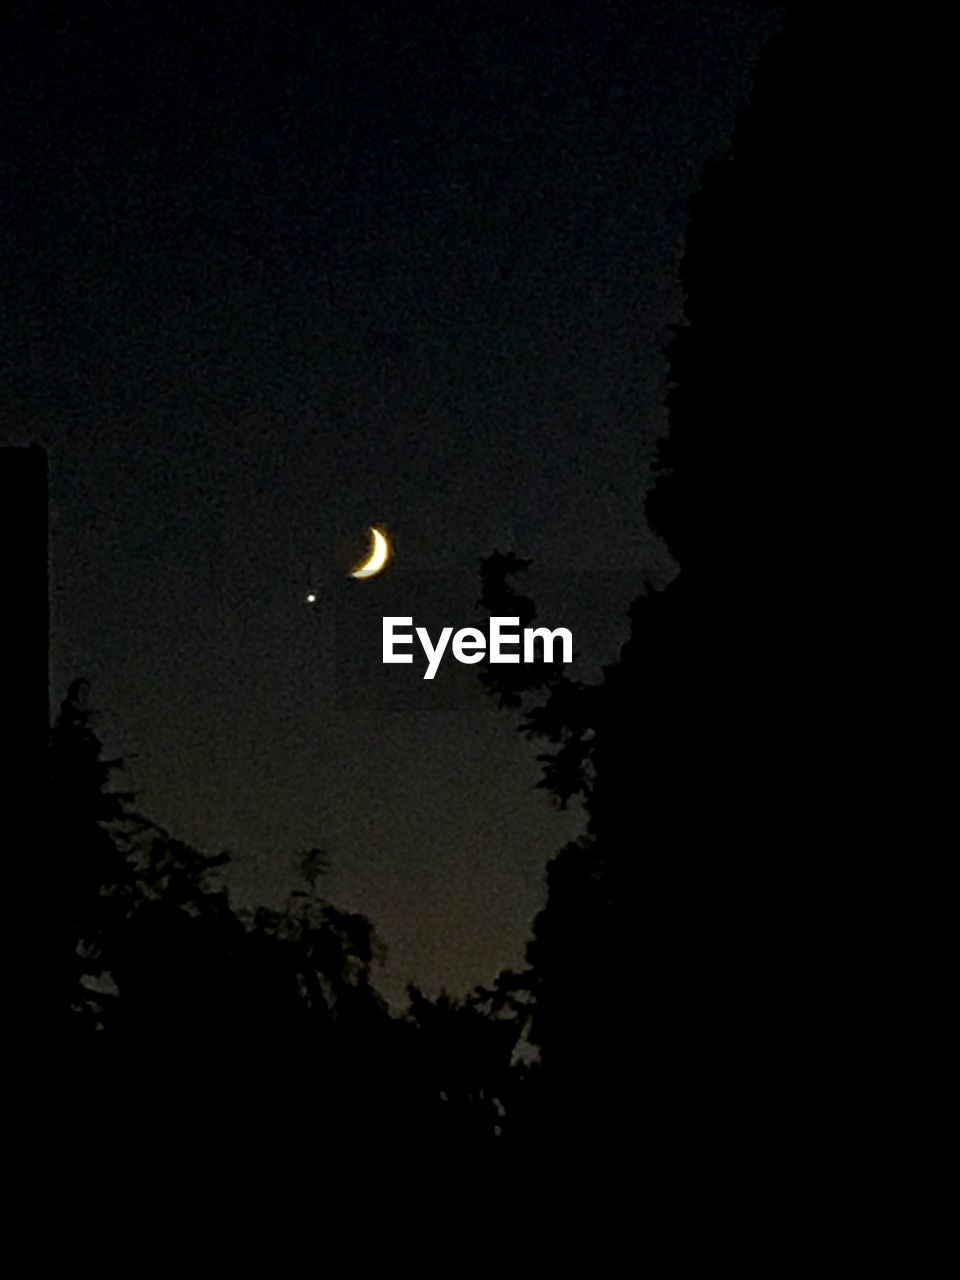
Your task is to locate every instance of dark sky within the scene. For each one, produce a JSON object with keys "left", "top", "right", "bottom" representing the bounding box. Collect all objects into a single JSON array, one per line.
[{"left": 2, "top": 1, "right": 778, "bottom": 1004}]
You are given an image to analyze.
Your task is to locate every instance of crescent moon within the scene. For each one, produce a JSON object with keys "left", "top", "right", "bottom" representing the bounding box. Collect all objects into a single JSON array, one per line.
[{"left": 350, "top": 526, "right": 390, "bottom": 579}]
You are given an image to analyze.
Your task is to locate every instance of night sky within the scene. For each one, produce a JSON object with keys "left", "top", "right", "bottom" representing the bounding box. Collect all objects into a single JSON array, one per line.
[{"left": 2, "top": 2, "right": 779, "bottom": 1004}]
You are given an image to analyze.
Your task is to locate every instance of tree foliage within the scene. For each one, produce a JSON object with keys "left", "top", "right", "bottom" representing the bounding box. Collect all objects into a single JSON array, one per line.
[{"left": 470, "top": 7, "right": 839, "bottom": 1161}]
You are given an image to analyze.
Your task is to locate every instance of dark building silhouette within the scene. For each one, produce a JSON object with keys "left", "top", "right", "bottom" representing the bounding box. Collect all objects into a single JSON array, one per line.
[{"left": 1, "top": 446, "right": 48, "bottom": 809}]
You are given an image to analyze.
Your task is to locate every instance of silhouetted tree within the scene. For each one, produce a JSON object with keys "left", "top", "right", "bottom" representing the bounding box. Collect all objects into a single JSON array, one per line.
[
  {"left": 42, "top": 680, "right": 399, "bottom": 1141},
  {"left": 43, "top": 679, "right": 530, "bottom": 1157},
  {"left": 474, "top": 7, "right": 854, "bottom": 1172},
  {"left": 45, "top": 678, "right": 138, "bottom": 1034},
  {"left": 393, "top": 984, "right": 519, "bottom": 1150}
]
